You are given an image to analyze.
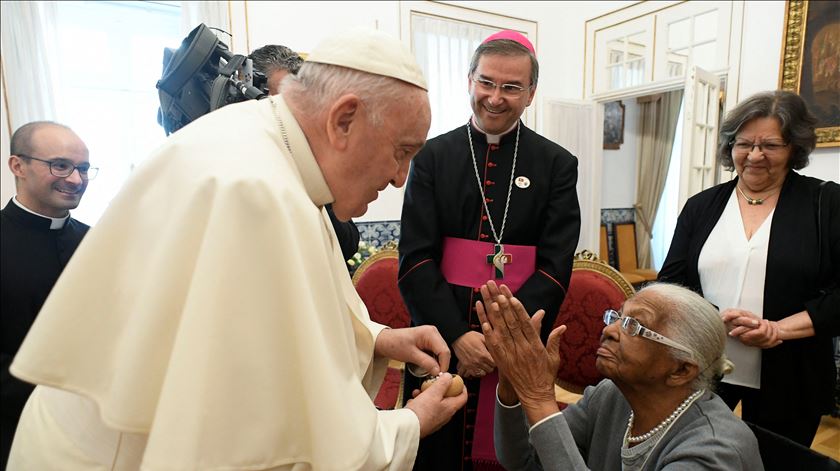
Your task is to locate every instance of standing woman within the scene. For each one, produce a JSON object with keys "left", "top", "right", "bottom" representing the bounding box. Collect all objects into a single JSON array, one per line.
[{"left": 659, "top": 90, "right": 839, "bottom": 446}]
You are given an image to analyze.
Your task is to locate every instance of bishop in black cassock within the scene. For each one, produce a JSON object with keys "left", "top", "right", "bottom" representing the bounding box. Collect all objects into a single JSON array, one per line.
[
  {"left": 399, "top": 29, "right": 580, "bottom": 471},
  {"left": 399, "top": 117, "right": 580, "bottom": 469}
]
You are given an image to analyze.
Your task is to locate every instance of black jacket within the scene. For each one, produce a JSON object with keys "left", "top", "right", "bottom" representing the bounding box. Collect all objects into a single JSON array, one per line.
[{"left": 659, "top": 171, "right": 840, "bottom": 417}]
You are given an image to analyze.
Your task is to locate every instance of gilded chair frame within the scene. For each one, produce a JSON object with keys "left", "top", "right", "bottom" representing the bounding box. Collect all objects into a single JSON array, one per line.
[
  {"left": 351, "top": 243, "right": 406, "bottom": 409},
  {"left": 351, "top": 243, "right": 399, "bottom": 287},
  {"left": 555, "top": 250, "right": 635, "bottom": 395},
  {"left": 572, "top": 249, "right": 636, "bottom": 298}
]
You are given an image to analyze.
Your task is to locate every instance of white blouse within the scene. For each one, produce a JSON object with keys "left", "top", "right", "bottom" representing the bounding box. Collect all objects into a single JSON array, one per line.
[{"left": 698, "top": 189, "right": 775, "bottom": 389}]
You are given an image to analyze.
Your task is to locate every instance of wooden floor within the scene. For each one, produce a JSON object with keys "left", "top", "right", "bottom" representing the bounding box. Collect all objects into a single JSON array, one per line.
[
  {"left": 555, "top": 386, "right": 840, "bottom": 462},
  {"left": 812, "top": 415, "right": 840, "bottom": 462}
]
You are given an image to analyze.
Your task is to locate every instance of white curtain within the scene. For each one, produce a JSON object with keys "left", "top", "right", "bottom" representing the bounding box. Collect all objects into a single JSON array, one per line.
[
  {"left": 180, "top": 1, "right": 229, "bottom": 35},
  {"left": 634, "top": 90, "right": 683, "bottom": 269},
  {"left": 650, "top": 98, "right": 685, "bottom": 270},
  {"left": 544, "top": 100, "right": 604, "bottom": 256},
  {"left": 0, "top": 1, "right": 60, "bottom": 129},
  {"left": 410, "top": 14, "right": 499, "bottom": 139}
]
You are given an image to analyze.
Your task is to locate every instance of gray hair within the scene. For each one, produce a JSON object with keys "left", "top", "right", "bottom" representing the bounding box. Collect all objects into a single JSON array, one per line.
[
  {"left": 468, "top": 39, "right": 539, "bottom": 86},
  {"left": 717, "top": 90, "right": 817, "bottom": 171},
  {"left": 249, "top": 44, "right": 303, "bottom": 75},
  {"left": 637, "top": 283, "right": 732, "bottom": 390},
  {"left": 283, "top": 62, "right": 414, "bottom": 126}
]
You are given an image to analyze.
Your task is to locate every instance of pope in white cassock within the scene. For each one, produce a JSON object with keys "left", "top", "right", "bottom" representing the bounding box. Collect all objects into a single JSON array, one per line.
[{"left": 7, "top": 29, "right": 467, "bottom": 470}]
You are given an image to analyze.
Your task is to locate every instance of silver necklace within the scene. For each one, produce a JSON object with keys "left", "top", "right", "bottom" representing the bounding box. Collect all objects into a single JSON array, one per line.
[
  {"left": 624, "top": 389, "right": 705, "bottom": 444},
  {"left": 467, "top": 121, "right": 520, "bottom": 279}
]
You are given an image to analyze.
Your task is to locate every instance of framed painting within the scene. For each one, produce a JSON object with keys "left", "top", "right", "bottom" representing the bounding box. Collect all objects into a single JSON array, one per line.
[
  {"left": 603, "top": 100, "right": 625, "bottom": 150},
  {"left": 779, "top": 0, "right": 840, "bottom": 147}
]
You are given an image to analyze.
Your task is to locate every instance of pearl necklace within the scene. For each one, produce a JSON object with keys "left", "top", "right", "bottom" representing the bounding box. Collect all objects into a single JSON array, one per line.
[{"left": 625, "top": 389, "right": 705, "bottom": 444}]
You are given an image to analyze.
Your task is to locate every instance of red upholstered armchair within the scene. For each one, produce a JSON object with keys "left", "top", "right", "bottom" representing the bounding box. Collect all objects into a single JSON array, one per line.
[
  {"left": 352, "top": 245, "right": 410, "bottom": 409},
  {"left": 553, "top": 250, "right": 635, "bottom": 396}
]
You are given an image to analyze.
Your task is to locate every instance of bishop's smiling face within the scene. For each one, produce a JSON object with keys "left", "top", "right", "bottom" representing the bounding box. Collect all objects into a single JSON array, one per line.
[{"left": 468, "top": 53, "right": 536, "bottom": 135}]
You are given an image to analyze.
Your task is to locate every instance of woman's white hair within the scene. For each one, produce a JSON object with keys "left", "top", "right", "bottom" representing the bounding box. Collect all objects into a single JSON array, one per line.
[
  {"left": 281, "top": 62, "right": 412, "bottom": 126},
  {"left": 638, "top": 283, "right": 733, "bottom": 390}
]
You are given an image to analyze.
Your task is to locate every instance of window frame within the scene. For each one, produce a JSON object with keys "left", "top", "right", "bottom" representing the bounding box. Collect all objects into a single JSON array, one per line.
[{"left": 583, "top": 0, "right": 743, "bottom": 106}]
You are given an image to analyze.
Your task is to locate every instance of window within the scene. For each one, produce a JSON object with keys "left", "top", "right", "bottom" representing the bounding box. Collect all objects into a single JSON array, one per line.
[
  {"left": 53, "top": 1, "right": 182, "bottom": 224},
  {"left": 654, "top": 2, "right": 731, "bottom": 82},
  {"left": 585, "top": 1, "right": 734, "bottom": 97},
  {"left": 410, "top": 13, "right": 500, "bottom": 139},
  {"left": 592, "top": 16, "right": 653, "bottom": 94},
  {"left": 606, "top": 32, "right": 647, "bottom": 90},
  {"left": 401, "top": 2, "right": 537, "bottom": 139},
  {"left": 677, "top": 66, "right": 721, "bottom": 208}
]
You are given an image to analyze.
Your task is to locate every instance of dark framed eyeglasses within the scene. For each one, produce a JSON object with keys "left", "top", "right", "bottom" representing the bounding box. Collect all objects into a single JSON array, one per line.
[
  {"left": 17, "top": 154, "right": 99, "bottom": 180},
  {"left": 603, "top": 309, "right": 695, "bottom": 358},
  {"left": 471, "top": 76, "right": 531, "bottom": 97},
  {"left": 729, "top": 139, "right": 789, "bottom": 156}
]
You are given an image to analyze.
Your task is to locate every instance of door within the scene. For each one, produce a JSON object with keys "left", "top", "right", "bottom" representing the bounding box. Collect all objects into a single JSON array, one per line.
[{"left": 678, "top": 65, "right": 720, "bottom": 209}]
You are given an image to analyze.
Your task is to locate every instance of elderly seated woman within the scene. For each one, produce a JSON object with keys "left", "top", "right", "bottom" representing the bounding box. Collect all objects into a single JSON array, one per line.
[{"left": 476, "top": 281, "right": 762, "bottom": 470}]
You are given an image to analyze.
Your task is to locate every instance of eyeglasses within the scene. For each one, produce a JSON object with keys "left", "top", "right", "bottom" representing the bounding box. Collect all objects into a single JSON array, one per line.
[
  {"left": 603, "top": 309, "right": 695, "bottom": 358},
  {"left": 471, "top": 77, "right": 531, "bottom": 97},
  {"left": 730, "top": 139, "right": 789, "bottom": 157},
  {"left": 17, "top": 154, "right": 99, "bottom": 180}
]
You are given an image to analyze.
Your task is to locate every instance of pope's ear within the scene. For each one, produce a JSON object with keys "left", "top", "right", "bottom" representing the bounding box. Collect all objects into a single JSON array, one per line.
[{"left": 325, "top": 94, "right": 361, "bottom": 150}]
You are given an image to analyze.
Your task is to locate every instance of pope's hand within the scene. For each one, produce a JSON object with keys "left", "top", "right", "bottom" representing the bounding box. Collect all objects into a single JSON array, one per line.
[
  {"left": 406, "top": 373, "right": 468, "bottom": 437},
  {"left": 375, "top": 326, "right": 451, "bottom": 376}
]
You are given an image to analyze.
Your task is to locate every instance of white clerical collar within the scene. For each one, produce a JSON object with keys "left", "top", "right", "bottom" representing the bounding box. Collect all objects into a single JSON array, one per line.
[
  {"left": 471, "top": 116, "right": 518, "bottom": 144},
  {"left": 268, "top": 95, "right": 334, "bottom": 207},
  {"left": 12, "top": 196, "right": 69, "bottom": 229}
]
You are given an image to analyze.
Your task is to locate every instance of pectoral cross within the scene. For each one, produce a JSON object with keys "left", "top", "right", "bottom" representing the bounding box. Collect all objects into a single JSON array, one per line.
[{"left": 486, "top": 243, "right": 513, "bottom": 279}]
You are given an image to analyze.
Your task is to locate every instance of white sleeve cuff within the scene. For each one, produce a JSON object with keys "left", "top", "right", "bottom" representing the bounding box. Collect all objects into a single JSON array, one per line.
[
  {"left": 496, "top": 383, "right": 521, "bottom": 409},
  {"left": 528, "top": 411, "right": 564, "bottom": 433}
]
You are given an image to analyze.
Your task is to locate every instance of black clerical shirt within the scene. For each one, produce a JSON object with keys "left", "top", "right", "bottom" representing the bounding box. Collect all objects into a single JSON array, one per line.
[{"left": 0, "top": 199, "right": 89, "bottom": 464}]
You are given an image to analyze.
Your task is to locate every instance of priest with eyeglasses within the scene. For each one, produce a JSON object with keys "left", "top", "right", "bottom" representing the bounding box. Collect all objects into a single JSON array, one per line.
[
  {"left": 1, "top": 121, "right": 95, "bottom": 468},
  {"left": 399, "top": 30, "right": 580, "bottom": 470}
]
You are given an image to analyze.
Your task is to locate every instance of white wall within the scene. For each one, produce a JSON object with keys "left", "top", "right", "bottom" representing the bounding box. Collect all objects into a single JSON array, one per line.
[
  {"left": 601, "top": 99, "right": 639, "bottom": 208},
  {"left": 243, "top": 1, "right": 399, "bottom": 55}
]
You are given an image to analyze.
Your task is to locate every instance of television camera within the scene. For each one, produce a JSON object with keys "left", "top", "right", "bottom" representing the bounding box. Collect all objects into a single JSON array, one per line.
[{"left": 156, "top": 23, "right": 267, "bottom": 135}]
